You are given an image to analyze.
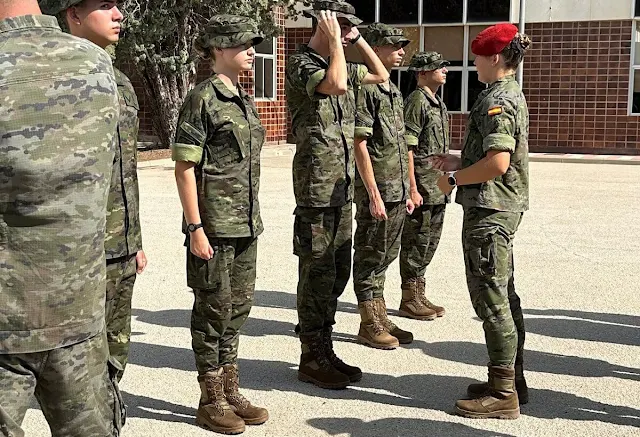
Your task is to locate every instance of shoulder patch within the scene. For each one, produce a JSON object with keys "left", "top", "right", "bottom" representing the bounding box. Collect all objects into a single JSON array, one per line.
[{"left": 488, "top": 106, "right": 503, "bottom": 116}]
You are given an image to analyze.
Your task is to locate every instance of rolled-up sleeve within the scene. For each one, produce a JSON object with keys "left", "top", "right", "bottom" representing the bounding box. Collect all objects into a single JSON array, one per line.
[
  {"left": 481, "top": 101, "right": 517, "bottom": 154},
  {"left": 172, "top": 93, "right": 207, "bottom": 163}
]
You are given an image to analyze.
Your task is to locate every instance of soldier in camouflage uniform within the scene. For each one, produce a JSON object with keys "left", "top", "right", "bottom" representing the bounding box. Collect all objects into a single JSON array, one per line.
[
  {"left": 352, "top": 23, "right": 414, "bottom": 350},
  {"left": 0, "top": 1, "right": 124, "bottom": 436},
  {"left": 39, "top": 0, "right": 147, "bottom": 384},
  {"left": 286, "top": 0, "right": 390, "bottom": 390},
  {"left": 399, "top": 52, "right": 451, "bottom": 322},
  {"left": 430, "top": 23, "right": 531, "bottom": 419},
  {"left": 172, "top": 15, "right": 268, "bottom": 435}
]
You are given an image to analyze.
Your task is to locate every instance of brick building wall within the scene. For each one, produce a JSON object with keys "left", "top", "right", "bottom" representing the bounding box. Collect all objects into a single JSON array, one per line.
[
  {"left": 125, "top": 17, "right": 640, "bottom": 155},
  {"left": 285, "top": 21, "right": 640, "bottom": 155}
]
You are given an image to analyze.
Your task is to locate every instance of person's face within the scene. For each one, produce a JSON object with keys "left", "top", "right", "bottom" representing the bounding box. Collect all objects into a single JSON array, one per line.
[
  {"left": 339, "top": 17, "right": 357, "bottom": 47},
  {"left": 217, "top": 41, "right": 256, "bottom": 72},
  {"left": 70, "top": 0, "right": 123, "bottom": 49},
  {"left": 426, "top": 65, "right": 448, "bottom": 86},
  {"left": 375, "top": 43, "right": 405, "bottom": 68},
  {"left": 474, "top": 54, "right": 498, "bottom": 84}
]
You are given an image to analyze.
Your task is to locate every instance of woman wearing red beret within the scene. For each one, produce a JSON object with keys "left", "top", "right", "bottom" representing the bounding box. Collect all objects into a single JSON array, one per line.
[{"left": 430, "top": 23, "right": 531, "bottom": 419}]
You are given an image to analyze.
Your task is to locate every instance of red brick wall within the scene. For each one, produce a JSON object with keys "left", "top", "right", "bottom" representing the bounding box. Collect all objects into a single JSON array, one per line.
[
  {"left": 127, "top": 19, "right": 640, "bottom": 155},
  {"left": 286, "top": 21, "right": 640, "bottom": 155}
]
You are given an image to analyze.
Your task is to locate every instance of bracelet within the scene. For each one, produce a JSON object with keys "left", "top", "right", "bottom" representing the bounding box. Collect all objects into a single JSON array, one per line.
[{"left": 350, "top": 34, "right": 361, "bottom": 45}]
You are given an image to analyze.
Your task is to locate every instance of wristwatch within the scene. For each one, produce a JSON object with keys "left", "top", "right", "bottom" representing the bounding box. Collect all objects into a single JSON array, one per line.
[
  {"left": 187, "top": 223, "right": 203, "bottom": 233},
  {"left": 447, "top": 172, "right": 458, "bottom": 187},
  {"left": 349, "top": 34, "right": 361, "bottom": 45}
]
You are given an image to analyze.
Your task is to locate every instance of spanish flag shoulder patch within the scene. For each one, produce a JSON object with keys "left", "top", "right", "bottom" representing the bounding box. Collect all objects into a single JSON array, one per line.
[{"left": 488, "top": 106, "right": 503, "bottom": 116}]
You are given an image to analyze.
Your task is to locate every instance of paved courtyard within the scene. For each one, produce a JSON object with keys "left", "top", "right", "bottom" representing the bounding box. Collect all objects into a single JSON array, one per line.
[{"left": 23, "top": 155, "right": 640, "bottom": 436}]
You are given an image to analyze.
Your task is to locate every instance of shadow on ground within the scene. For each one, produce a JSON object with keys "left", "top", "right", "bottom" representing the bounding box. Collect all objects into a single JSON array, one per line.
[
  {"left": 308, "top": 417, "right": 515, "bottom": 437},
  {"left": 406, "top": 340, "right": 640, "bottom": 382},
  {"left": 127, "top": 342, "right": 640, "bottom": 429},
  {"left": 122, "top": 391, "right": 195, "bottom": 424},
  {"left": 523, "top": 309, "right": 640, "bottom": 347}
]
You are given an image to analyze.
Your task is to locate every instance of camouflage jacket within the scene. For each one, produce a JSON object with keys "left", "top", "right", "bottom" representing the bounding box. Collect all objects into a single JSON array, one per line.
[
  {"left": 105, "top": 68, "right": 142, "bottom": 260},
  {"left": 0, "top": 15, "right": 119, "bottom": 354},
  {"left": 354, "top": 81, "right": 409, "bottom": 203},
  {"left": 286, "top": 45, "right": 368, "bottom": 207},
  {"left": 456, "top": 75, "right": 529, "bottom": 212},
  {"left": 172, "top": 74, "right": 265, "bottom": 238},
  {"left": 404, "top": 87, "right": 450, "bottom": 205}
]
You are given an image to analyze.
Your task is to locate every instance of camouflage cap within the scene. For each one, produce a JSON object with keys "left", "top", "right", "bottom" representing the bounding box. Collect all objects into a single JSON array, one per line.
[
  {"left": 197, "top": 15, "right": 264, "bottom": 50},
  {"left": 363, "top": 23, "right": 410, "bottom": 48},
  {"left": 38, "top": 0, "right": 84, "bottom": 15},
  {"left": 303, "top": 1, "right": 363, "bottom": 26},
  {"left": 408, "top": 51, "right": 450, "bottom": 71}
]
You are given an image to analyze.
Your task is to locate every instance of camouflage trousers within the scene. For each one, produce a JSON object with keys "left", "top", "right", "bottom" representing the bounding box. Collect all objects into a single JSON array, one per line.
[
  {"left": 353, "top": 200, "right": 405, "bottom": 303},
  {"left": 462, "top": 207, "right": 525, "bottom": 367},
  {"left": 294, "top": 204, "right": 352, "bottom": 335},
  {"left": 0, "top": 331, "right": 125, "bottom": 437},
  {"left": 400, "top": 203, "right": 446, "bottom": 281},
  {"left": 188, "top": 237, "right": 257, "bottom": 374},
  {"left": 106, "top": 254, "right": 137, "bottom": 381}
]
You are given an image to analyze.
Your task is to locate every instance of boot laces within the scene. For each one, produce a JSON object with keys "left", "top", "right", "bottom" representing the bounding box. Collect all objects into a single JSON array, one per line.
[
  {"left": 205, "top": 375, "right": 231, "bottom": 412},
  {"left": 226, "top": 368, "right": 250, "bottom": 408},
  {"left": 310, "top": 339, "right": 333, "bottom": 369}
]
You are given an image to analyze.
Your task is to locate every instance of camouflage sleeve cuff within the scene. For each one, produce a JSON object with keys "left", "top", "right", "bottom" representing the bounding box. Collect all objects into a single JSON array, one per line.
[
  {"left": 483, "top": 133, "right": 516, "bottom": 154},
  {"left": 306, "top": 70, "right": 327, "bottom": 97},
  {"left": 354, "top": 126, "right": 373, "bottom": 139},
  {"left": 406, "top": 134, "right": 419, "bottom": 147},
  {"left": 172, "top": 143, "right": 203, "bottom": 163}
]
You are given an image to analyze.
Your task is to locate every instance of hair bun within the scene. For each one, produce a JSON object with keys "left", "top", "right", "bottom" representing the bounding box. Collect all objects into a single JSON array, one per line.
[{"left": 517, "top": 33, "right": 532, "bottom": 51}]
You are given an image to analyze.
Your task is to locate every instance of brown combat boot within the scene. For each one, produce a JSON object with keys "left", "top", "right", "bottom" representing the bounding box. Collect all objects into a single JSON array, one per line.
[
  {"left": 373, "top": 297, "right": 413, "bottom": 344},
  {"left": 467, "top": 363, "right": 529, "bottom": 405},
  {"left": 417, "top": 277, "right": 445, "bottom": 317},
  {"left": 398, "top": 279, "right": 437, "bottom": 321},
  {"left": 298, "top": 333, "right": 350, "bottom": 389},
  {"left": 456, "top": 366, "right": 520, "bottom": 419},
  {"left": 196, "top": 368, "right": 246, "bottom": 434},
  {"left": 357, "top": 300, "right": 399, "bottom": 349},
  {"left": 322, "top": 329, "right": 362, "bottom": 382},
  {"left": 222, "top": 364, "right": 269, "bottom": 425}
]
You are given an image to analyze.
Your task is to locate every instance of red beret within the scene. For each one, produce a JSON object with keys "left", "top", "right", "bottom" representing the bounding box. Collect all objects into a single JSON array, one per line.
[{"left": 471, "top": 23, "right": 518, "bottom": 56}]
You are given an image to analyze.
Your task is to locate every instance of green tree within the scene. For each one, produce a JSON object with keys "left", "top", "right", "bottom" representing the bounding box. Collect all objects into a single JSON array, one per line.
[{"left": 115, "top": 0, "right": 307, "bottom": 148}]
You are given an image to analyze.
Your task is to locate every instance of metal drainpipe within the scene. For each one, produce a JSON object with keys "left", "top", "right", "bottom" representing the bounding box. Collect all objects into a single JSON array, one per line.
[{"left": 517, "top": 0, "right": 526, "bottom": 87}]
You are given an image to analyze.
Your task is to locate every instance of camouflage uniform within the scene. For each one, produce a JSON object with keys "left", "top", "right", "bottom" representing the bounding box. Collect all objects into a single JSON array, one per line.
[
  {"left": 353, "top": 24, "right": 410, "bottom": 304},
  {"left": 172, "top": 40, "right": 265, "bottom": 373},
  {"left": 286, "top": 38, "right": 368, "bottom": 337},
  {"left": 0, "top": 13, "right": 123, "bottom": 437},
  {"left": 400, "top": 52, "right": 451, "bottom": 282},
  {"left": 456, "top": 74, "right": 529, "bottom": 366},
  {"left": 102, "top": 68, "right": 143, "bottom": 381}
]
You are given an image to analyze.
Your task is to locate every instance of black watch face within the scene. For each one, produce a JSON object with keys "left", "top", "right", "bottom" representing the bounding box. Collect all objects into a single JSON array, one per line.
[
  {"left": 188, "top": 224, "right": 195, "bottom": 232},
  {"left": 448, "top": 176, "right": 456, "bottom": 186}
]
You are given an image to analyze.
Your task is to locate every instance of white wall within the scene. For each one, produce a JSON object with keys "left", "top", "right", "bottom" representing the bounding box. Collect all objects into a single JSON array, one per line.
[
  {"left": 513, "top": 0, "right": 634, "bottom": 23},
  {"left": 285, "top": 2, "right": 312, "bottom": 28}
]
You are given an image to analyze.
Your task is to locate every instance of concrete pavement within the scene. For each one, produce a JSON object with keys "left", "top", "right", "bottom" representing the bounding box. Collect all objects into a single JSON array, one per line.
[{"left": 23, "top": 156, "right": 640, "bottom": 436}]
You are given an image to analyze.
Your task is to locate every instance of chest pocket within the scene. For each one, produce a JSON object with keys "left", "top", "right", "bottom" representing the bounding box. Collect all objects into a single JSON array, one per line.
[{"left": 208, "top": 124, "right": 247, "bottom": 167}]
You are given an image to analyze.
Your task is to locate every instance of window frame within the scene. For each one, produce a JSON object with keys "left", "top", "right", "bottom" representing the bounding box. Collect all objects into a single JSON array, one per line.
[
  {"left": 629, "top": 3, "right": 640, "bottom": 115},
  {"left": 254, "top": 37, "right": 277, "bottom": 101},
  {"left": 375, "top": 0, "right": 511, "bottom": 113}
]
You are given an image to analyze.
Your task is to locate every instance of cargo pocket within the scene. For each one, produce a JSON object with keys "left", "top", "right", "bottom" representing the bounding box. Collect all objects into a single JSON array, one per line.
[
  {"left": 465, "top": 235, "right": 497, "bottom": 278},
  {"left": 293, "top": 210, "right": 327, "bottom": 259},
  {"left": 107, "top": 357, "right": 126, "bottom": 435},
  {"left": 187, "top": 246, "right": 225, "bottom": 290}
]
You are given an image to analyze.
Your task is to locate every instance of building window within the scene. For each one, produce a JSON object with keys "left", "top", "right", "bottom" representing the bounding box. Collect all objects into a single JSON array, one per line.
[
  {"left": 254, "top": 37, "right": 276, "bottom": 100},
  {"left": 352, "top": 0, "right": 508, "bottom": 112},
  {"left": 380, "top": 0, "right": 419, "bottom": 25},
  {"left": 349, "top": 0, "right": 376, "bottom": 25}
]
